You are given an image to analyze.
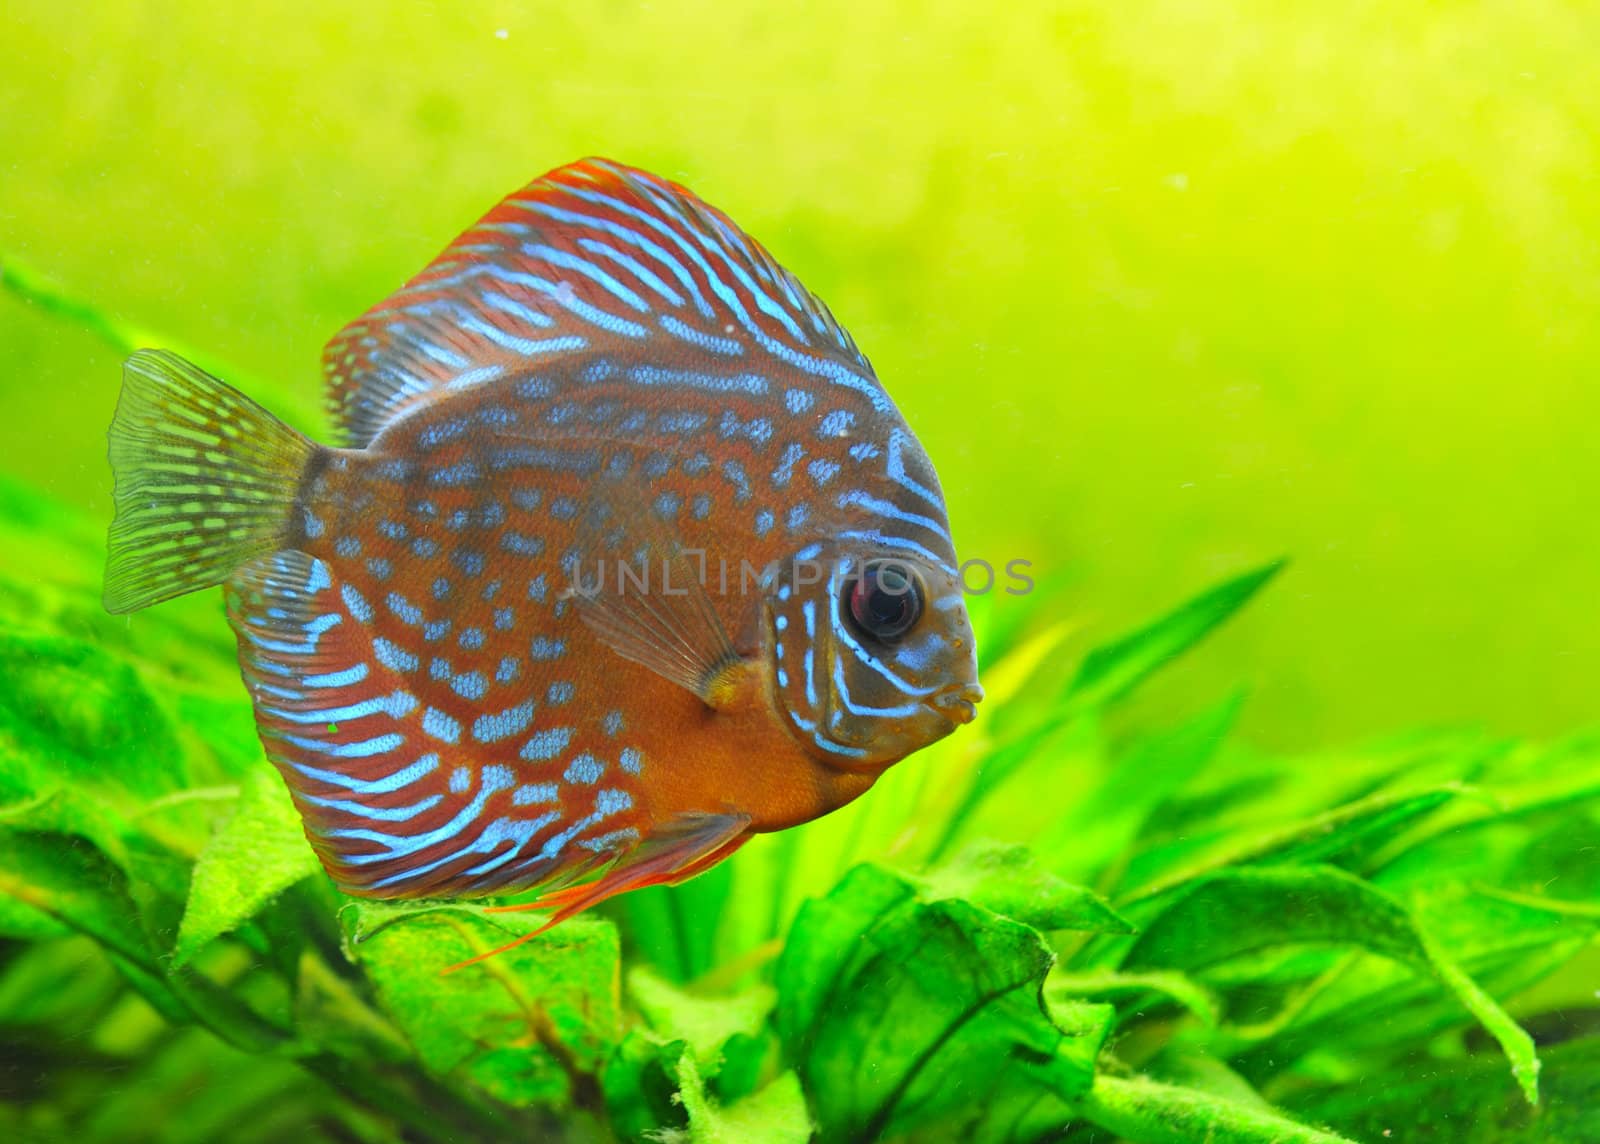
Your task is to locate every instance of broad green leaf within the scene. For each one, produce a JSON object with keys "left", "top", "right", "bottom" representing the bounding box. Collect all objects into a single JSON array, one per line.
[
  {"left": 344, "top": 900, "right": 621, "bottom": 1107},
  {"left": 1047, "top": 970, "right": 1221, "bottom": 1029},
  {"left": 777, "top": 862, "right": 1108, "bottom": 1142},
  {"left": 677, "top": 1053, "right": 811, "bottom": 1144},
  {"left": 917, "top": 840, "right": 1133, "bottom": 934},
  {"left": 1080, "top": 1073, "right": 1353, "bottom": 1144},
  {"left": 0, "top": 830, "right": 156, "bottom": 965},
  {"left": 173, "top": 767, "right": 319, "bottom": 967},
  {"left": 1119, "top": 865, "right": 1540, "bottom": 1104},
  {"left": 0, "top": 628, "right": 187, "bottom": 799},
  {"left": 1288, "top": 1033, "right": 1600, "bottom": 1143},
  {"left": 627, "top": 966, "right": 774, "bottom": 1073}
]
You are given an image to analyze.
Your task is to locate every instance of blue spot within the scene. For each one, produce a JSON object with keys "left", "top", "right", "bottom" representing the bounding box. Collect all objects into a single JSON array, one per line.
[
  {"left": 602, "top": 710, "right": 624, "bottom": 736},
  {"left": 771, "top": 443, "right": 805, "bottom": 488},
  {"left": 473, "top": 700, "right": 536, "bottom": 744},
  {"left": 423, "top": 708, "right": 462, "bottom": 744},
  {"left": 530, "top": 636, "right": 565, "bottom": 661},
  {"left": 513, "top": 782, "right": 559, "bottom": 806},
  {"left": 775, "top": 614, "right": 788, "bottom": 632},
  {"left": 595, "top": 788, "right": 633, "bottom": 816},
  {"left": 511, "top": 488, "right": 543, "bottom": 511},
  {"left": 483, "top": 764, "right": 513, "bottom": 791},
  {"left": 496, "top": 656, "right": 520, "bottom": 683},
  {"left": 620, "top": 747, "right": 643, "bottom": 775},
  {"left": 785, "top": 387, "right": 814, "bottom": 414},
  {"left": 527, "top": 574, "right": 548, "bottom": 602},
  {"left": 377, "top": 519, "right": 407, "bottom": 540},
  {"left": 447, "top": 509, "right": 470, "bottom": 530},
  {"left": 683, "top": 452, "right": 712, "bottom": 476},
  {"left": 819, "top": 409, "right": 855, "bottom": 438},
  {"left": 429, "top": 657, "right": 453, "bottom": 681},
  {"left": 423, "top": 619, "right": 451, "bottom": 642},
  {"left": 454, "top": 550, "right": 486, "bottom": 576},
  {"left": 459, "top": 627, "right": 485, "bottom": 650},
  {"left": 386, "top": 592, "right": 422, "bottom": 625},
  {"left": 521, "top": 727, "right": 573, "bottom": 761},
  {"left": 366, "top": 556, "right": 392, "bottom": 580},
  {"left": 450, "top": 671, "right": 488, "bottom": 700},
  {"left": 341, "top": 584, "right": 373, "bottom": 623},
  {"left": 550, "top": 496, "right": 579, "bottom": 521},
  {"left": 372, "top": 638, "right": 417, "bottom": 673},
  {"left": 501, "top": 531, "right": 544, "bottom": 556},
  {"left": 808, "top": 459, "right": 841, "bottom": 486},
  {"left": 546, "top": 681, "right": 575, "bottom": 704},
  {"left": 412, "top": 536, "right": 440, "bottom": 558},
  {"left": 431, "top": 577, "right": 451, "bottom": 600},
  {"left": 787, "top": 503, "right": 810, "bottom": 531},
  {"left": 691, "top": 494, "right": 712, "bottom": 520},
  {"left": 642, "top": 452, "right": 672, "bottom": 478},
  {"left": 334, "top": 536, "right": 361, "bottom": 558},
  {"left": 849, "top": 441, "right": 881, "bottom": 461},
  {"left": 754, "top": 509, "right": 775, "bottom": 537},
  {"left": 430, "top": 461, "right": 480, "bottom": 486},
  {"left": 777, "top": 667, "right": 789, "bottom": 687},
  {"left": 654, "top": 491, "right": 681, "bottom": 519},
  {"left": 478, "top": 500, "right": 506, "bottom": 527},
  {"left": 564, "top": 753, "right": 603, "bottom": 784},
  {"left": 450, "top": 766, "right": 472, "bottom": 794}
]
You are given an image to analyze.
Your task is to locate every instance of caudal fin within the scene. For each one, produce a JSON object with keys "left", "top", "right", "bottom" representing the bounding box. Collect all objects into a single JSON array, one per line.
[{"left": 104, "top": 349, "right": 316, "bottom": 614}]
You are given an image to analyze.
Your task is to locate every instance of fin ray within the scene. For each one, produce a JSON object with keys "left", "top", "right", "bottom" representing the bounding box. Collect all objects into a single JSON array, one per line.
[
  {"left": 322, "top": 157, "right": 885, "bottom": 447},
  {"left": 105, "top": 350, "right": 315, "bottom": 614}
]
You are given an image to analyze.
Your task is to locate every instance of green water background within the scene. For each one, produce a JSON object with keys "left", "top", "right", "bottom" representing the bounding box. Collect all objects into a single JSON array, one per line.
[{"left": 3, "top": 1, "right": 1597, "bottom": 750}]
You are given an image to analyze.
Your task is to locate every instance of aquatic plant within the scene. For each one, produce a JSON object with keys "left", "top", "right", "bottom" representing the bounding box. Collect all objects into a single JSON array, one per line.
[{"left": 1, "top": 271, "right": 1597, "bottom": 1142}]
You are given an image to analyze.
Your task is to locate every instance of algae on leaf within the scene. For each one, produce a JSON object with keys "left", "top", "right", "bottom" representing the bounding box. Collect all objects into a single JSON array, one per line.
[
  {"left": 341, "top": 900, "right": 622, "bottom": 1108},
  {"left": 173, "top": 766, "right": 319, "bottom": 967}
]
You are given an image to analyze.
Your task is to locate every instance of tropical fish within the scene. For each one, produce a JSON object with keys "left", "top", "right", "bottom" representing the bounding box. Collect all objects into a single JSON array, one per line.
[{"left": 103, "top": 158, "right": 982, "bottom": 938}]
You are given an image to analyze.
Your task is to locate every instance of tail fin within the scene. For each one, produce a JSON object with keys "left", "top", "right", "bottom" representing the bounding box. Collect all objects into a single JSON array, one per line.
[{"left": 104, "top": 349, "right": 316, "bottom": 614}]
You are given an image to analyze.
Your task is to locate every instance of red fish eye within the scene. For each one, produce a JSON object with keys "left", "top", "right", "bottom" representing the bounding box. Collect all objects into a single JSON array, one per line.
[{"left": 846, "top": 562, "right": 924, "bottom": 643}]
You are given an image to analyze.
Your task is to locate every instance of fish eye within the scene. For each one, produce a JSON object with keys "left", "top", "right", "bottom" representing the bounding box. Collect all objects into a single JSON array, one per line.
[{"left": 845, "top": 561, "right": 924, "bottom": 643}]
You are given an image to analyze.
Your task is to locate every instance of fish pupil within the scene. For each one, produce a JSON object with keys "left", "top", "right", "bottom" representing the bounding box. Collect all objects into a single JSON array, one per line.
[{"left": 846, "top": 562, "right": 923, "bottom": 643}]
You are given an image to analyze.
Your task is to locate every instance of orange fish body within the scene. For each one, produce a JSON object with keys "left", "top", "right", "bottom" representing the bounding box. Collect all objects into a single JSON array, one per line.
[{"left": 104, "top": 159, "right": 982, "bottom": 926}]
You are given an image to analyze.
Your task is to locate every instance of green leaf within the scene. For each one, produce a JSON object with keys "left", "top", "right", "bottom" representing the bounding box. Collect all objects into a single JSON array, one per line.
[
  {"left": 0, "top": 628, "right": 187, "bottom": 800},
  {"left": 1080, "top": 1073, "right": 1354, "bottom": 1144},
  {"left": 172, "top": 767, "right": 319, "bottom": 967},
  {"left": 676, "top": 1053, "right": 811, "bottom": 1144},
  {"left": 777, "top": 862, "right": 1109, "bottom": 1142},
  {"left": 343, "top": 900, "right": 621, "bottom": 1107},
  {"left": 627, "top": 966, "right": 775, "bottom": 1073},
  {"left": 1288, "top": 1033, "right": 1600, "bottom": 1143},
  {"left": 1063, "top": 560, "right": 1284, "bottom": 711},
  {"left": 917, "top": 840, "right": 1134, "bottom": 934},
  {"left": 1119, "top": 865, "right": 1541, "bottom": 1105}
]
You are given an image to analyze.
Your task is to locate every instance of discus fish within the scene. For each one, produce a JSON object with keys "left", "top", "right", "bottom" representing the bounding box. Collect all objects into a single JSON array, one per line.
[{"left": 104, "top": 158, "right": 982, "bottom": 939}]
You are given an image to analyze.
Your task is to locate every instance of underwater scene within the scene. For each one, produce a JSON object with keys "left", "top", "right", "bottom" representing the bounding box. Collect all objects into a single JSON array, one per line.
[{"left": 3, "top": 4, "right": 1599, "bottom": 1141}]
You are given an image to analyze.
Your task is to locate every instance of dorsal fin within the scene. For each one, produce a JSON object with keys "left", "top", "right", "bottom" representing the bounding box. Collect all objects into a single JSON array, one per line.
[{"left": 323, "top": 158, "right": 883, "bottom": 448}]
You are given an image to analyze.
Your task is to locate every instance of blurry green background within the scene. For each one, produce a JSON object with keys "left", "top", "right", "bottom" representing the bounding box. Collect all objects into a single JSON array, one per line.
[{"left": 3, "top": 1, "right": 1597, "bottom": 751}]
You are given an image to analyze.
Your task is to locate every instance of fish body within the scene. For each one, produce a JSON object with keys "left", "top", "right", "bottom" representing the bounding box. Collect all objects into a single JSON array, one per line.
[{"left": 104, "top": 159, "right": 981, "bottom": 920}]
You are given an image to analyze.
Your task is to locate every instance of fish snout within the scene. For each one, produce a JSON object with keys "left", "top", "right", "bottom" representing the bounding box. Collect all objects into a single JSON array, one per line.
[{"left": 930, "top": 682, "right": 984, "bottom": 726}]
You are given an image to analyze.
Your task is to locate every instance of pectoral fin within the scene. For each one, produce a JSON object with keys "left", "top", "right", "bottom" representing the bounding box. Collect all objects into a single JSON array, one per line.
[{"left": 564, "top": 477, "right": 750, "bottom": 708}]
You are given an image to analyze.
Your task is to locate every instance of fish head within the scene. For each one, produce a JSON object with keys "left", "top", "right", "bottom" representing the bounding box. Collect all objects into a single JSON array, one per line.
[{"left": 767, "top": 540, "right": 982, "bottom": 771}]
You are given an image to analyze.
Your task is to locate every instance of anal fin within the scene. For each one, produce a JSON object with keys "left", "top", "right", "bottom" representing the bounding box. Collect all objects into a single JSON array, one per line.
[{"left": 443, "top": 812, "right": 751, "bottom": 974}]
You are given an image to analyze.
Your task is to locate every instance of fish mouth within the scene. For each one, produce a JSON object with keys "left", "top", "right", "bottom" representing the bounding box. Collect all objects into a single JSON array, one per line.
[{"left": 929, "top": 682, "right": 984, "bottom": 726}]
